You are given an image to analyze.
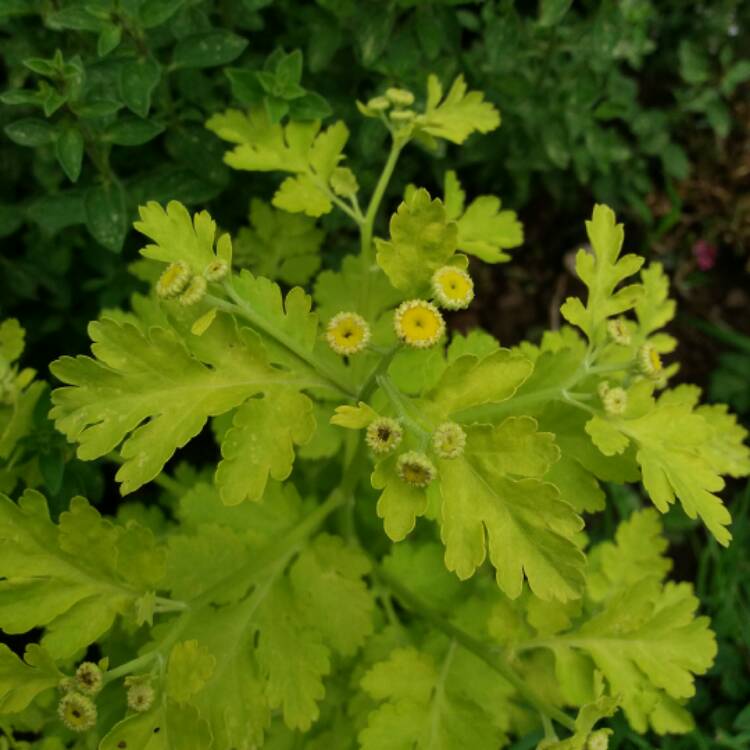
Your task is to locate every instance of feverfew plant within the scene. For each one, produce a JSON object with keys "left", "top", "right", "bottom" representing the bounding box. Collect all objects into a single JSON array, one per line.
[{"left": 0, "top": 74, "right": 748, "bottom": 750}]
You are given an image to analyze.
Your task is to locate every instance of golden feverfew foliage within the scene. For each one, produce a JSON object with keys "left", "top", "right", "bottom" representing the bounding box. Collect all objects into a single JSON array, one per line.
[{"left": 0, "top": 73, "right": 747, "bottom": 750}]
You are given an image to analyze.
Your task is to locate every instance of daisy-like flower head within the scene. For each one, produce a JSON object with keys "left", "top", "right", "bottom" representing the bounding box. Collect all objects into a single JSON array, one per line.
[
  {"left": 58, "top": 692, "right": 97, "bottom": 733},
  {"left": 179, "top": 275, "right": 208, "bottom": 306},
  {"left": 326, "top": 312, "right": 371, "bottom": 356},
  {"left": 75, "top": 662, "right": 103, "bottom": 696},
  {"left": 432, "top": 421, "right": 467, "bottom": 459},
  {"left": 602, "top": 386, "right": 627, "bottom": 416},
  {"left": 394, "top": 300, "right": 445, "bottom": 349},
  {"left": 366, "top": 417, "right": 403, "bottom": 454},
  {"left": 431, "top": 266, "right": 474, "bottom": 310},
  {"left": 203, "top": 258, "right": 229, "bottom": 282},
  {"left": 385, "top": 87, "right": 415, "bottom": 107},
  {"left": 396, "top": 451, "right": 437, "bottom": 488},
  {"left": 607, "top": 317, "right": 631, "bottom": 345},
  {"left": 586, "top": 730, "right": 611, "bottom": 750},
  {"left": 638, "top": 343, "right": 663, "bottom": 378},
  {"left": 127, "top": 682, "right": 155, "bottom": 713},
  {"left": 156, "top": 261, "right": 191, "bottom": 299}
]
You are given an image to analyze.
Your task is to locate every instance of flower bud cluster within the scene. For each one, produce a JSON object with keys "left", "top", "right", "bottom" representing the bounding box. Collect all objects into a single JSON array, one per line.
[{"left": 156, "top": 257, "right": 229, "bottom": 306}]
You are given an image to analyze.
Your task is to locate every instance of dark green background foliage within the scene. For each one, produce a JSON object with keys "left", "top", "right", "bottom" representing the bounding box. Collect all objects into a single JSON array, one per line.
[{"left": 2, "top": 1, "right": 750, "bottom": 747}]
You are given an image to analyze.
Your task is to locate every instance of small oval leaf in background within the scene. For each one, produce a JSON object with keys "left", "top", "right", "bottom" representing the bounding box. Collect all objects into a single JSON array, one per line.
[
  {"left": 119, "top": 57, "right": 161, "bottom": 117},
  {"left": 85, "top": 182, "right": 128, "bottom": 252},
  {"left": 172, "top": 31, "right": 248, "bottom": 69},
  {"left": 4, "top": 118, "right": 56, "bottom": 147},
  {"left": 107, "top": 117, "right": 165, "bottom": 146},
  {"left": 55, "top": 126, "right": 84, "bottom": 182}
]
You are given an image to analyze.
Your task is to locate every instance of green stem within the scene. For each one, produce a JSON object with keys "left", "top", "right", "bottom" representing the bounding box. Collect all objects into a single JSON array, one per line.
[
  {"left": 205, "top": 291, "right": 356, "bottom": 400},
  {"left": 360, "top": 138, "right": 405, "bottom": 265},
  {"left": 357, "top": 345, "right": 400, "bottom": 401},
  {"left": 379, "top": 569, "right": 577, "bottom": 732},
  {"left": 377, "top": 374, "right": 429, "bottom": 440},
  {"left": 103, "top": 651, "right": 159, "bottom": 684}
]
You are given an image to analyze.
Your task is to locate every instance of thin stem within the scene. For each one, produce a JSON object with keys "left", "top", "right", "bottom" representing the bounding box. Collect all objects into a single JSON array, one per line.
[
  {"left": 103, "top": 651, "right": 159, "bottom": 684},
  {"left": 357, "top": 344, "right": 400, "bottom": 401},
  {"left": 360, "top": 138, "right": 405, "bottom": 265},
  {"left": 377, "top": 374, "right": 430, "bottom": 440},
  {"left": 379, "top": 569, "right": 577, "bottom": 733}
]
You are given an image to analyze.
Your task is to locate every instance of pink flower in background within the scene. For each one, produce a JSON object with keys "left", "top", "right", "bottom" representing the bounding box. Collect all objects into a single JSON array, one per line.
[{"left": 692, "top": 239, "right": 718, "bottom": 271}]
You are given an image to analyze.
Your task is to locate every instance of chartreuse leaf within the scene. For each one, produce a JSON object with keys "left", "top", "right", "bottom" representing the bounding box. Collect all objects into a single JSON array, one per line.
[
  {"left": 374, "top": 188, "right": 459, "bottom": 296},
  {"left": 155, "top": 484, "right": 374, "bottom": 741},
  {"left": 235, "top": 198, "right": 324, "bottom": 285},
  {"left": 506, "top": 510, "right": 717, "bottom": 735},
  {"left": 100, "top": 701, "right": 212, "bottom": 750},
  {"left": 0, "top": 319, "right": 25, "bottom": 363},
  {"left": 544, "top": 697, "right": 618, "bottom": 750},
  {"left": 442, "top": 170, "right": 523, "bottom": 262},
  {"left": 50, "top": 316, "right": 291, "bottom": 495},
  {"left": 135, "top": 199, "right": 232, "bottom": 276},
  {"left": 359, "top": 643, "right": 512, "bottom": 750},
  {"left": 206, "top": 108, "right": 349, "bottom": 217},
  {"left": 585, "top": 382, "right": 745, "bottom": 545},
  {"left": 0, "top": 644, "right": 61, "bottom": 714},
  {"left": 0, "top": 490, "right": 165, "bottom": 658},
  {"left": 215, "top": 387, "right": 315, "bottom": 505},
  {"left": 372, "top": 351, "right": 586, "bottom": 601},
  {"left": 633, "top": 262, "right": 676, "bottom": 353},
  {"left": 561, "top": 205, "right": 644, "bottom": 346},
  {"left": 414, "top": 74, "right": 501, "bottom": 145}
]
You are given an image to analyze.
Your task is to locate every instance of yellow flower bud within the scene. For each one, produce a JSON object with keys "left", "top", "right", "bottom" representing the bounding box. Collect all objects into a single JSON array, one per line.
[
  {"left": 607, "top": 317, "right": 631, "bottom": 345},
  {"left": 203, "top": 259, "right": 229, "bottom": 282},
  {"left": 389, "top": 109, "right": 415, "bottom": 122},
  {"left": 58, "top": 692, "right": 97, "bottom": 732},
  {"left": 366, "top": 95, "right": 391, "bottom": 111},
  {"left": 178, "top": 275, "right": 208, "bottom": 306},
  {"left": 126, "top": 682, "right": 155, "bottom": 713},
  {"left": 156, "top": 261, "right": 190, "bottom": 299},
  {"left": 75, "top": 662, "right": 103, "bottom": 696},
  {"left": 366, "top": 417, "right": 403, "bottom": 454},
  {"left": 431, "top": 266, "right": 474, "bottom": 310},
  {"left": 586, "top": 729, "right": 611, "bottom": 750},
  {"left": 385, "top": 87, "right": 415, "bottom": 107},
  {"left": 602, "top": 386, "right": 627, "bottom": 416},
  {"left": 432, "top": 422, "right": 466, "bottom": 458},
  {"left": 396, "top": 451, "right": 436, "bottom": 488},
  {"left": 326, "top": 312, "right": 371, "bottom": 356},
  {"left": 638, "top": 343, "right": 663, "bottom": 377},
  {"left": 394, "top": 300, "right": 445, "bottom": 349}
]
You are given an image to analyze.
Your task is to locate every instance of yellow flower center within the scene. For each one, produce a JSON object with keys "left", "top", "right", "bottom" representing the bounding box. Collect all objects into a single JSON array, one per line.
[
  {"left": 394, "top": 300, "right": 445, "bottom": 348},
  {"left": 326, "top": 312, "right": 371, "bottom": 355},
  {"left": 432, "top": 267, "right": 474, "bottom": 309}
]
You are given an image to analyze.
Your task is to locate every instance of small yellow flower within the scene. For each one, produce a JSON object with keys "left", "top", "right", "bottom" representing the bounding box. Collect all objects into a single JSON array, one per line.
[
  {"left": 431, "top": 266, "right": 474, "bottom": 310},
  {"left": 126, "top": 682, "right": 155, "bottom": 713},
  {"left": 366, "top": 417, "right": 403, "bottom": 454},
  {"left": 385, "top": 87, "right": 415, "bottom": 107},
  {"left": 602, "top": 386, "right": 627, "bottom": 416},
  {"left": 179, "top": 275, "right": 208, "bottom": 306},
  {"left": 394, "top": 300, "right": 445, "bottom": 348},
  {"left": 638, "top": 343, "right": 663, "bottom": 377},
  {"left": 607, "top": 317, "right": 631, "bottom": 345},
  {"left": 156, "top": 261, "right": 190, "bottom": 299},
  {"left": 396, "top": 451, "right": 436, "bottom": 488},
  {"left": 203, "top": 259, "right": 229, "bottom": 282},
  {"left": 326, "top": 312, "right": 371, "bottom": 356},
  {"left": 432, "top": 422, "right": 466, "bottom": 458},
  {"left": 75, "top": 662, "right": 103, "bottom": 696},
  {"left": 58, "top": 692, "right": 97, "bottom": 732}
]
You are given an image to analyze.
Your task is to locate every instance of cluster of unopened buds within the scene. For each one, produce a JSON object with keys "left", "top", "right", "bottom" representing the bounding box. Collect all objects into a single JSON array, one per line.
[
  {"left": 365, "top": 87, "right": 417, "bottom": 132},
  {"left": 57, "top": 661, "right": 155, "bottom": 733},
  {"left": 57, "top": 662, "right": 102, "bottom": 733},
  {"left": 326, "top": 265, "right": 474, "bottom": 356},
  {"left": 155, "top": 258, "right": 229, "bottom": 306},
  {"left": 366, "top": 416, "right": 466, "bottom": 488}
]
